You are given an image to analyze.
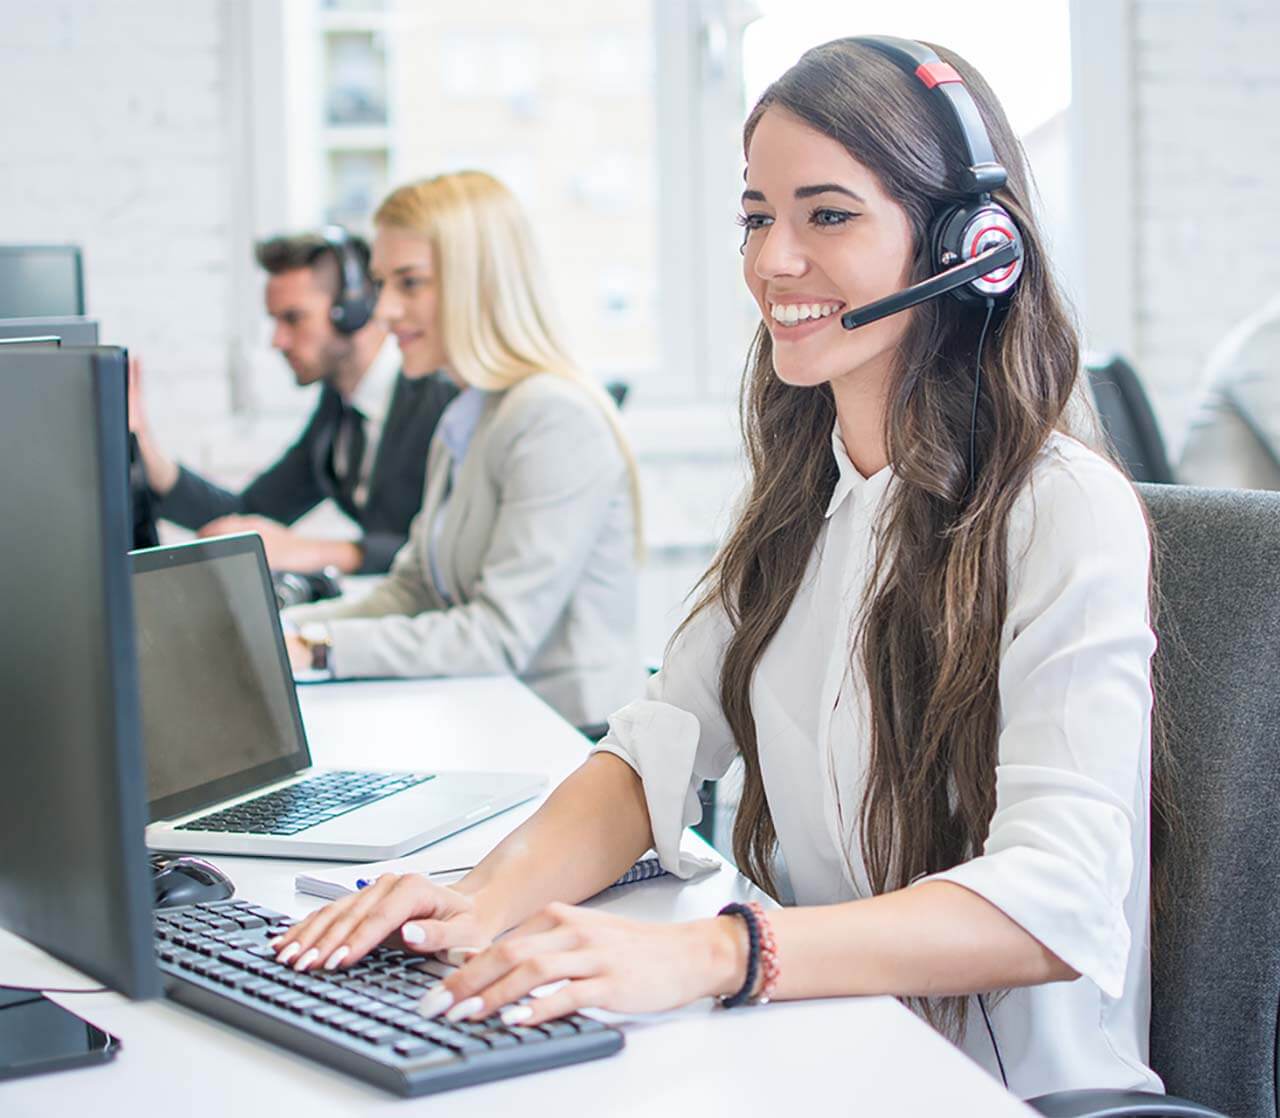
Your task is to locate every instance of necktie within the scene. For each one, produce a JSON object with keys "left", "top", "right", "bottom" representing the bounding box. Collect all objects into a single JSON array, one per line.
[{"left": 333, "top": 403, "right": 366, "bottom": 507}]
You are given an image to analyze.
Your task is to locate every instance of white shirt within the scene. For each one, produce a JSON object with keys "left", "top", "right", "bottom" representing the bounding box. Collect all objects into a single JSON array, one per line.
[
  {"left": 593, "top": 430, "right": 1160, "bottom": 1100},
  {"left": 335, "top": 336, "right": 401, "bottom": 509}
]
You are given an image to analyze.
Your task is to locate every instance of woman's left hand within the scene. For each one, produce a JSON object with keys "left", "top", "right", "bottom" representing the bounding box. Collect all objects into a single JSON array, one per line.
[
  {"left": 283, "top": 631, "right": 312, "bottom": 671},
  {"left": 426, "top": 903, "right": 745, "bottom": 1026}
]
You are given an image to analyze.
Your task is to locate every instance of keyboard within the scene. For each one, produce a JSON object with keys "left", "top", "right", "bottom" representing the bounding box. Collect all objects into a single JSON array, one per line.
[
  {"left": 175, "top": 770, "right": 434, "bottom": 835},
  {"left": 154, "top": 900, "right": 624, "bottom": 1097}
]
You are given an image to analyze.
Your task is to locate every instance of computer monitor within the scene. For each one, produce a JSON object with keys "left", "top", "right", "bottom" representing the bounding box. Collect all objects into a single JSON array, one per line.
[
  {"left": 0, "top": 316, "right": 98, "bottom": 347},
  {"left": 0, "top": 245, "right": 85, "bottom": 318},
  {"left": 0, "top": 345, "right": 158, "bottom": 1001}
]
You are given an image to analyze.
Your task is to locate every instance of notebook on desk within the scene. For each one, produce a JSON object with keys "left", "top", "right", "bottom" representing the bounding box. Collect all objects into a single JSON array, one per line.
[
  {"left": 294, "top": 848, "right": 721, "bottom": 902},
  {"left": 132, "top": 534, "right": 546, "bottom": 861}
]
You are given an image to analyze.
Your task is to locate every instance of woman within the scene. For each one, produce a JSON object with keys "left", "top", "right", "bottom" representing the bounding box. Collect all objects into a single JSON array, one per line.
[
  {"left": 275, "top": 41, "right": 1159, "bottom": 1098},
  {"left": 284, "top": 171, "right": 644, "bottom": 732}
]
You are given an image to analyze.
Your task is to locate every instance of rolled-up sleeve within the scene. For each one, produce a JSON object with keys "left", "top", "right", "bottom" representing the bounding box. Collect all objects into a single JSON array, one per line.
[
  {"left": 921, "top": 455, "right": 1155, "bottom": 998},
  {"left": 591, "top": 603, "right": 739, "bottom": 877}
]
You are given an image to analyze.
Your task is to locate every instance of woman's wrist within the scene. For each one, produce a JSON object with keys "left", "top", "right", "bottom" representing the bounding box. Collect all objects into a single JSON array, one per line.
[
  {"left": 450, "top": 877, "right": 511, "bottom": 943},
  {"left": 697, "top": 915, "right": 752, "bottom": 999}
]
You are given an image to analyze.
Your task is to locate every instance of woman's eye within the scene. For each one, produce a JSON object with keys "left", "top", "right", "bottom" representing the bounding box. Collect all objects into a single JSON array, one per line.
[
  {"left": 736, "top": 212, "right": 772, "bottom": 231},
  {"left": 811, "top": 208, "right": 855, "bottom": 227}
]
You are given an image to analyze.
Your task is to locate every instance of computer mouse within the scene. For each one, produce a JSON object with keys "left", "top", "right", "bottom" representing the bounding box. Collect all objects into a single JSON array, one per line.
[{"left": 152, "top": 856, "right": 235, "bottom": 908}]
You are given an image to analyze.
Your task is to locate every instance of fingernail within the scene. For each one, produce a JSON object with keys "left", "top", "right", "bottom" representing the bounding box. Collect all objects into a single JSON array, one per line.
[
  {"left": 500, "top": 1005, "right": 533, "bottom": 1026},
  {"left": 294, "top": 948, "right": 320, "bottom": 972},
  {"left": 442, "top": 946, "right": 480, "bottom": 966},
  {"left": 323, "top": 946, "right": 350, "bottom": 971},
  {"left": 401, "top": 923, "right": 426, "bottom": 945},
  {"left": 277, "top": 942, "right": 301, "bottom": 964},
  {"left": 269, "top": 935, "right": 284, "bottom": 948},
  {"left": 418, "top": 988, "right": 454, "bottom": 1018},
  {"left": 445, "top": 996, "right": 484, "bottom": 1022}
]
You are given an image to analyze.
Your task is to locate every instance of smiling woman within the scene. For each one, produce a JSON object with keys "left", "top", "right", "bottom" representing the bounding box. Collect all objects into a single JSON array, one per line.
[
  {"left": 273, "top": 39, "right": 1160, "bottom": 1105},
  {"left": 283, "top": 170, "right": 645, "bottom": 730}
]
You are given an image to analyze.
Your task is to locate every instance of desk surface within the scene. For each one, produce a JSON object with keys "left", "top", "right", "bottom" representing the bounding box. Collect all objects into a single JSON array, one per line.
[{"left": 1, "top": 677, "right": 1030, "bottom": 1116}]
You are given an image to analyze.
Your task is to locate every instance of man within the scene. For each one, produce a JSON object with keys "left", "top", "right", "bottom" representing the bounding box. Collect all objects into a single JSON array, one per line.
[
  {"left": 1178, "top": 290, "right": 1280, "bottom": 489},
  {"left": 131, "top": 230, "right": 457, "bottom": 573}
]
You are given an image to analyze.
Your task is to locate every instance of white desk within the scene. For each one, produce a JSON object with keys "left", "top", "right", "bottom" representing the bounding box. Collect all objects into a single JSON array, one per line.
[{"left": 1, "top": 677, "right": 1031, "bottom": 1116}]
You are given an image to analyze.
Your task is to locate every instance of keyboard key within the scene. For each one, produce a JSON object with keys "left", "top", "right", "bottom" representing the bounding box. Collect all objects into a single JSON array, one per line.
[{"left": 361, "top": 1025, "right": 400, "bottom": 1045}]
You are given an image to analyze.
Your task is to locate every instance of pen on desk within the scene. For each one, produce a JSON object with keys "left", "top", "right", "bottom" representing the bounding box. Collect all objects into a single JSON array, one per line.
[{"left": 355, "top": 866, "right": 474, "bottom": 889}]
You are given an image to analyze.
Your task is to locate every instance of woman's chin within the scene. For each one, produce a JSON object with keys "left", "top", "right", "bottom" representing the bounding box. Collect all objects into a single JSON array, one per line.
[{"left": 771, "top": 359, "right": 836, "bottom": 390}]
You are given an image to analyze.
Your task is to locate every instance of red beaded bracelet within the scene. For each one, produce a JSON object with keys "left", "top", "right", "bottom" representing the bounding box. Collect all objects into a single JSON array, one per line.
[{"left": 745, "top": 901, "right": 779, "bottom": 1004}]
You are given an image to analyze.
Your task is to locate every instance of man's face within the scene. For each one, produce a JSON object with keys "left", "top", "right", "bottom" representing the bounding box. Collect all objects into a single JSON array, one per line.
[{"left": 264, "top": 267, "right": 348, "bottom": 387}]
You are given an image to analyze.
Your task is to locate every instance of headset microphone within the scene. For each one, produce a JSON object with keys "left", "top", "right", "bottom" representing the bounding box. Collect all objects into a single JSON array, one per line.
[{"left": 840, "top": 240, "right": 1020, "bottom": 331}]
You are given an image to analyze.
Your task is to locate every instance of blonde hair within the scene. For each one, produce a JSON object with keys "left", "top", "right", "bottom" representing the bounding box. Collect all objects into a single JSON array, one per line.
[{"left": 374, "top": 170, "right": 643, "bottom": 553}]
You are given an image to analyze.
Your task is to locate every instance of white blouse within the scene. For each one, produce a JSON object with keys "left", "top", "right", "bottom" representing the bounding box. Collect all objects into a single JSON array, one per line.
[{"left": 592, "top": 429, "right": 1161, "bottom": 1100}]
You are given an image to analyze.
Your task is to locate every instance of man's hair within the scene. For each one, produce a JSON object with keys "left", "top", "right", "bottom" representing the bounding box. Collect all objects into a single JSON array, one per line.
[{"left": 253, "top": 231, "right": 371, "bottom": 299}]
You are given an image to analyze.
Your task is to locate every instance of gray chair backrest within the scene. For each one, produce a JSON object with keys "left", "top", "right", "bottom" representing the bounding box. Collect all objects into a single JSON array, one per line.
[{"left": 1138, "top": 483, "right": 1280, "bottom": 1118}]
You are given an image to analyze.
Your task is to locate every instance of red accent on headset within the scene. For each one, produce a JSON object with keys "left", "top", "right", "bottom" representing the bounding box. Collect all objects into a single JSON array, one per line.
[
  {"left": 968, "top": 223, "right": 1018, "bottom": 285},
  {"left": 915, "top": 61, "right": 963, "bottom": 89}
]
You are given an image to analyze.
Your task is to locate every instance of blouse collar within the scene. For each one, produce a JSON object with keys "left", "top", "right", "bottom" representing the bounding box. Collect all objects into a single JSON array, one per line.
[{"left": 825, "top": 425, "right": 895, "bottom": 519}]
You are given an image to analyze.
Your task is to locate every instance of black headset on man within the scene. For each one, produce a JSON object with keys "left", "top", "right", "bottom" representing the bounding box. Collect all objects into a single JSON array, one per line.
[{"left": 320, "top": 225, "right": 378, "bottom": 336}]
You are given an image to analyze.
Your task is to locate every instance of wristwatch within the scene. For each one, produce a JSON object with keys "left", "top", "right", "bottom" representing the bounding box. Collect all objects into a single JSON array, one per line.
[{"left": 298, "top": 623, "right": 334, "bottom": 675}]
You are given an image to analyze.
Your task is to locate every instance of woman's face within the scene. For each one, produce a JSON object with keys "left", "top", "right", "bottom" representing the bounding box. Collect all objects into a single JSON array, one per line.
[
  {"left": 741, "top": 107, "right": 916, "bottom": 395},
  {"left": 370, "top": 225, "right": 450, "bottom": 380}
]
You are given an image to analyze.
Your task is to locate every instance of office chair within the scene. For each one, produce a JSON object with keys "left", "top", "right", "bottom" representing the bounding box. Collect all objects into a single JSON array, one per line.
[
  {"left": 1085, "top": 354, "right": 1177, "bottom": 485},
  {"left": 1030, "top": 483, "right": 1280, "bottom": 1118}
]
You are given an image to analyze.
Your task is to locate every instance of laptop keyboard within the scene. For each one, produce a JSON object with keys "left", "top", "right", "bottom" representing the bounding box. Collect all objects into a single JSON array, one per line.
[
  {"left": 155, "top": 900, "right": 623, "bottom": 1096},
  {"left": 175, "top": 770, "right": 435, "bottom": 835}
]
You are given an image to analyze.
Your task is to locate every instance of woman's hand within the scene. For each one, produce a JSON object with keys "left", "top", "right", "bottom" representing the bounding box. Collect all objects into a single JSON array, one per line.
[
  {"left": 422, "top": 903, "right": 748, "bottom": 1027},
  {"left": 271, "top": 873, "right": 500, "bottom": 973},
  {"left": 283, "top": 631, "right": 311, "bottom": 671}
]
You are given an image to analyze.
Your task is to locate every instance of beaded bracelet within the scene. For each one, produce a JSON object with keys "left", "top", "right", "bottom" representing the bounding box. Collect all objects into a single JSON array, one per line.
[
  {"left": 717, "top": 902, "right": 780, "bottom": 1007},
  {"left": 747, "top": 901, "right": 779, "bottom": 1004}
]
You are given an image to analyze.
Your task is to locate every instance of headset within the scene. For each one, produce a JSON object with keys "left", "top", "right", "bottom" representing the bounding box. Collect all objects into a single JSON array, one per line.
[
  {"left": 319, "top": 225, "right": 377, "bottom": 335},
  {"left": 840, "top": 36, "right": 1024, "bottom": 332}
]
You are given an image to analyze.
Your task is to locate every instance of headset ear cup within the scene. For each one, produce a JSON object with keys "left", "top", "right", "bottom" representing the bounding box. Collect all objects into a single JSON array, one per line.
[{"left": 934, "top": 202, "right": 1023, "bottom": 304}]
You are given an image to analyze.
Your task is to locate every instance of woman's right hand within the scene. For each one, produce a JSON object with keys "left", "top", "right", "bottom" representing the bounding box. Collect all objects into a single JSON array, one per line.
[{"left": 271, "top": 873, "right": 498, "bottom": 973}]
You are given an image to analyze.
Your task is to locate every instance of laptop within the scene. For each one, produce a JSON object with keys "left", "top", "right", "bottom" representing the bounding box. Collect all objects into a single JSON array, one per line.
[{"left": 134, "top": 534, "right": 546, "bottom": 860}]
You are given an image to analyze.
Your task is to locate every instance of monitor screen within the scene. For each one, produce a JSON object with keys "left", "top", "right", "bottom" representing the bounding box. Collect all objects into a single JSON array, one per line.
[
  {"left": 131, "top": 537, "right": 311, "bottom": 824},
  {"left": 0, "top": 246, "right": 84, "bottom": 318},
  {"left": 0, "top": 345, "right": 158, "bottom": 999}
]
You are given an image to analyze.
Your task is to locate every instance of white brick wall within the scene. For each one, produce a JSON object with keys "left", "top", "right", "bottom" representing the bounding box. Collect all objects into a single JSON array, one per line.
[
  {"left": 0, "top": 0, "right": 243, "bottom": 462},
  {"left": 1131, "top": 0, "right": 1280, "bottom": 451}
]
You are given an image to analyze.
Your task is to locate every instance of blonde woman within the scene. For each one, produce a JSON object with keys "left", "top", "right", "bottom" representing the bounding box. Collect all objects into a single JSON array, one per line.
[{"left": 284, "top": 171, "right": 643, "bottom": 732}]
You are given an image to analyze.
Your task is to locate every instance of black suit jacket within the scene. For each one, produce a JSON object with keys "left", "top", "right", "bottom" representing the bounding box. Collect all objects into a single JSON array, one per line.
[{"left": 153, "top": 371, "right": 458, "bottom": 573}]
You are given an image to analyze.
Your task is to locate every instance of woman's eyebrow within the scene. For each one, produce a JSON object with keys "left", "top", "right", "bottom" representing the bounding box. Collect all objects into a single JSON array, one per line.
[
  {"left": 741, "top": 184, "right": 867, "bottom": 204},
  {"left": 794, "top": 183, "right": 866, "bottom": 203}
]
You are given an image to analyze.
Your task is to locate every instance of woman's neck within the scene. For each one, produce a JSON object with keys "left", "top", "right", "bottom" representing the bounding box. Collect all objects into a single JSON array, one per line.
[{"left": 830, "top": 371, "right": 890, "bottom": 479}]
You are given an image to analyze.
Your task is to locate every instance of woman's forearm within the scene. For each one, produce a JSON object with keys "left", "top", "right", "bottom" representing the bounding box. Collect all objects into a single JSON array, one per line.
[
  {"left": 703, "top": 880, "right": 1078, "bottom": 1001},
  {"left": 454, "top": 752, "right": 654, "bottom": 937}
]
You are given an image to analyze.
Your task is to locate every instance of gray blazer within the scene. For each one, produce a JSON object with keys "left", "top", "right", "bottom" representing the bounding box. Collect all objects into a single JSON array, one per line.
[{"left": 287, "top": 373, "right": 642, "bottom": 728}]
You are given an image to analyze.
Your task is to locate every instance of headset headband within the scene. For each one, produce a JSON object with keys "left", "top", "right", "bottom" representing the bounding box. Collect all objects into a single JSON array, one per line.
[{"left": 854, "top": 36, "right": 1007, "bottom": 197}]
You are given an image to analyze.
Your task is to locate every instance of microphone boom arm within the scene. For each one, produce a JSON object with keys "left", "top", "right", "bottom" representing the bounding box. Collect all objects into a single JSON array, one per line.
[{"left": 840, "top": 240, "right": 1021, "bottom": 330}]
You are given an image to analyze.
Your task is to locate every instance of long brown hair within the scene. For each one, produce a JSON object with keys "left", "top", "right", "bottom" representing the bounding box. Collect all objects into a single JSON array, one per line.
[{"left": 684, "top": 40, "right": 1093, "bottom": 1032}]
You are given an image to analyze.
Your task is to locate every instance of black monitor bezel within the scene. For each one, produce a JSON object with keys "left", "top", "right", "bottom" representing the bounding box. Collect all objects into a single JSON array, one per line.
[
  {"left": 0, "top": 345, "right": 159, "bottom": 1000},
  {"left": 0, "top": 245, "right": 85, "bottom": 317},
  {"left": 130, "top": 533, "right": 313, "bottom": 824}
]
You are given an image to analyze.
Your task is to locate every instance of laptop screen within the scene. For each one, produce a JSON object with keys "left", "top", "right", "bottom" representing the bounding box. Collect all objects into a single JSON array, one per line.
[{"left": 131, "top": 535, "right": 311, "bottom": 823}]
